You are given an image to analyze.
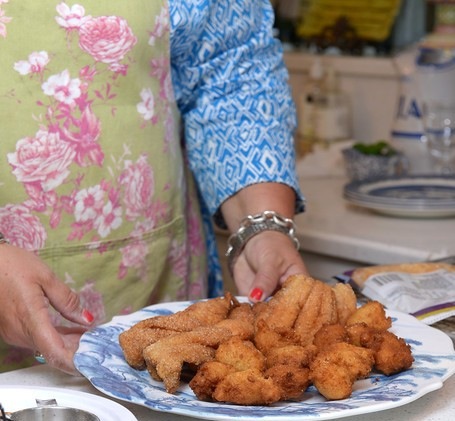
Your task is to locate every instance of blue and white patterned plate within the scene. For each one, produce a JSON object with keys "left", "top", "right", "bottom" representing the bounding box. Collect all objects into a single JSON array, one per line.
[
  {"left": 74, "top": 299, "right": 455, "bottom": 421},
  {"left": 344, "top": 175, "right": 455, "bottom": 217}
]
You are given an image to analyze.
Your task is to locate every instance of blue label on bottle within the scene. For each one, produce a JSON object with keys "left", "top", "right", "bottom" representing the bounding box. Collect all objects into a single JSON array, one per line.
[{"left": 395, "top": 94, "right": 423, "bottom": 120}]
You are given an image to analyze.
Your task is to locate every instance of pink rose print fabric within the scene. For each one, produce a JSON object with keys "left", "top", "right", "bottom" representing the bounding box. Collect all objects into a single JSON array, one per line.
[
  {"left": 78, "top": 15, "right": 137, "bottom": 65},
  {"left": 0, "top": 0, "right": 207, "bottom": 371}
]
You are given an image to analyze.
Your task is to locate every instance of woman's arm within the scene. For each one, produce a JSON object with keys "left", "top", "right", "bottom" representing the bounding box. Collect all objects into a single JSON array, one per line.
[
  {"left": 170, "top": 0, "right": 308, "bottom": 299},
  {"left": 221, "top": 182, "right": 308, "bottom": 300}
]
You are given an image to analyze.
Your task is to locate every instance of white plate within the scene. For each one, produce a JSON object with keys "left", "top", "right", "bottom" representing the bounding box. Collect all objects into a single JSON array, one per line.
[
  {"left": 343, "top": 197, "right": 455, "bottom": 218},
  {"left": 74, "top": 300, "right": 455, "bottom": 421},
  {"left": 344, "top": 175, "right": 455, "bottom": 218},
  {"left": 0, "top": 385, "right": 137, "bottom": 421}
]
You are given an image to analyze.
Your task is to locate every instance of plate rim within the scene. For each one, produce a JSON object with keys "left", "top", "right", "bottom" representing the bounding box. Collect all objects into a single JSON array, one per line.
[
  {"left": 344, "top": 174, "right": 455, "bottom": 202},
  {"left": 344, "top": 174, "right": 455, "bottom": 216},
  {"left": 343, "top": 197, "right": 455, "bottom": 217}
]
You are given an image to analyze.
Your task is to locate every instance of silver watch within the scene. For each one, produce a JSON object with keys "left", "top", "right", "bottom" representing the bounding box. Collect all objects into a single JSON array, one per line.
[{"left": 225, "top": 211, "right": 300, "bottom": 276}]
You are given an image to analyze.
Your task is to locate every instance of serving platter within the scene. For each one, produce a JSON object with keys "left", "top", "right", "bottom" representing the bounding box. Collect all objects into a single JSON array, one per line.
[
  {"left": 74, "top": 299, "right": 455, "bottom": 421},
  {"left": 343, "top": 175, "right": 455, "bottom": 217}
]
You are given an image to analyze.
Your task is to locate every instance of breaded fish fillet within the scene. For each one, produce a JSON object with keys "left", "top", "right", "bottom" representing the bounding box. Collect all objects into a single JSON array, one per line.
[
  {"left": 119, "top": 293, "right": 238, "bottom": 369},
  {"left": 143, "top": 325, "right": 236, "bottom": 393}
]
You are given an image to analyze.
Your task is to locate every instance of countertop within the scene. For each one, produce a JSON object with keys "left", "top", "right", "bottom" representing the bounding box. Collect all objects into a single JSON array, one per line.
[{"left": 1, "top": 364, "right": 455, "bottom": 421}]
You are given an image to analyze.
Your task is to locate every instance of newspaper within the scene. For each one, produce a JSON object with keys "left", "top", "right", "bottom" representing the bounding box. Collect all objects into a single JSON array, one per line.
[{"left": 336, "top": 267, "right": 455, "bottom": 325}]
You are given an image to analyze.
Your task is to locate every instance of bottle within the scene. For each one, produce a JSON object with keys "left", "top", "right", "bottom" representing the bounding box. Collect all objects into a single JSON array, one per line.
[
  {"left": 391, "top": 46, "right": 437, "bottom": 174},
  {"left": 390, "top": 73, "right": 432, "bottom": 174},
  {"left": 296, "top": 58, "right": 324, "bottom": 155},
  {"left": 313, "top": 65, "right": 351, "bottom": 145}
]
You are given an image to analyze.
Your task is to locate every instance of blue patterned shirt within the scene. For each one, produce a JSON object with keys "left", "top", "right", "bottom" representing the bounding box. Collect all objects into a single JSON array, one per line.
[{"left": 169, "top": 0, "right": 305, "bottom": 296}]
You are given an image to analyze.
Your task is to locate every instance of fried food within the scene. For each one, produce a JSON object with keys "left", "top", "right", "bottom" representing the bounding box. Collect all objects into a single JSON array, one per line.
[
  {"left": 313, "top": 323, "right": 349, "bottom": 351},
  {"left": 344, "top": 301, "right": 414, "bottom": 376},
  {"left": 191, "top": 338, "right": 281, "bottom": 405},
  {"left": 310, "top": 342, "right": 375, "bottom": 400},
  {"left": 265, "top": 365, "right": 311, "bottom": 400},
  {"left": 359, "top": 330, "right": 414, "bottom": 375},
  {"left": 215, "top": 337, "right": 266, "bottom": 372},
  {"left": 119, "top": 325, "right": 178, "bottom": 369},
  {"left": 254, "top": 276, "right": 355, "bottom": 348},
  {"left": 254, "top": 275, "right": 315, "bottom": 332},
  {"left": 215, "top": 303, "right": 255, "bottom": 340},
  {"left": 213, "top": 368, "right": 282, "bottom": 405},
  {"left": 143, "top": 325, "right": 234, "bottom": 393},
  {"left": 189, "top": 361, "right": 235, "bottom": 401},
  {"left": 346, "top": 322, "right": 372, "bottom": 347},
  {"left": 145, "top": 342, "right": 215, "bottom": 393},
  {"left": 254, "top": 318, "right": 298, "bottom": 354},
  {"left": 265, "top": 344, "right": 317, "bottom": 368},
  {"left": 294, "top": 279, "right": 339, "bottom": 346},
  {"left": 119, "top": 293, "right": 238, "bottom": 369},
  {"left": 120, "top": 275, "right": 414, "bottom": 405},
  {"left": 228, "top": 302, "right": 255, "bottom": 324},
  {"left": 346, "top": 300, "right": 392, "bottom": 331},
  {"left": 333, "top": 282, "right": 358, "bottom": 325}
]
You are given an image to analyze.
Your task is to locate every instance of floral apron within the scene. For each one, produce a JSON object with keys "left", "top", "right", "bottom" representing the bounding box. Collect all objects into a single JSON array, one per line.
[{"left": 0, "top": 0, "right": 208, "bottom": 371}]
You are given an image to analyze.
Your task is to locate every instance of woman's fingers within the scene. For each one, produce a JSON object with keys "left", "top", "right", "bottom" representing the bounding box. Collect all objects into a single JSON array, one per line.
[{"left": 232, "top": 231, "right": 308, "bottom": 301}]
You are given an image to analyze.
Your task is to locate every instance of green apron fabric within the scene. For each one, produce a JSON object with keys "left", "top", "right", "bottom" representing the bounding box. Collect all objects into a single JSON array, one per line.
[{"left": 0, "top": 0, "right": 208, "bottom": 371}]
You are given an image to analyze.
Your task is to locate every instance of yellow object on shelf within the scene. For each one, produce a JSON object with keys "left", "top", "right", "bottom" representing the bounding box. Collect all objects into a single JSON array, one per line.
[{"left": 297, "top": 0, "right": 402, "bottom": 42}]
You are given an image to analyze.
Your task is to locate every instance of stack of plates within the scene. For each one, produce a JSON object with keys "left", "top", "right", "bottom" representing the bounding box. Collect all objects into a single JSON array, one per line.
[{"left": 344, "top": 175, "right": 455, "bottom": 218}]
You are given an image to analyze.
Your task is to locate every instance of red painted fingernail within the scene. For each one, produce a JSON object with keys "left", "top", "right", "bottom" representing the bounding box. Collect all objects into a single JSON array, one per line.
[
  {"left": 249, "top": 287, "right": 263, "bottom": 301},
  {"left": 82, "top": 309, "right": 94, "bottom": 323}
]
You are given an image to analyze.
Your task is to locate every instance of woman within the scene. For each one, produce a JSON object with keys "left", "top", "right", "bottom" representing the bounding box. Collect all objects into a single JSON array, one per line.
[{"left": 0, "top": 0, "right": 307, "bottom": 374}]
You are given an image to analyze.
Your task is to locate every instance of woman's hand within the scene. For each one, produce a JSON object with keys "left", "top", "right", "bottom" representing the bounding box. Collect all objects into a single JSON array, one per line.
[
  {"left": 232, "top": 230, "right": 308, "bottom": 301},
  {"left": 0, "top": 244, "right": 94, "bottom": 374},
  {"left": 221, "top": 182, "right": 308, "bottom": 302}
]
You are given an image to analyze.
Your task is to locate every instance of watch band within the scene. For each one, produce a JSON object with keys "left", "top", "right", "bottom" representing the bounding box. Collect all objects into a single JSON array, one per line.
[{"left": 225, "top": 211, "right": 300, "bottom": 276}]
